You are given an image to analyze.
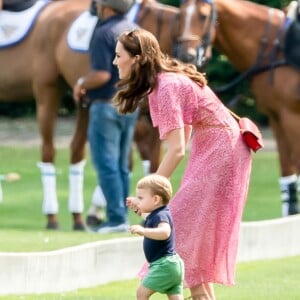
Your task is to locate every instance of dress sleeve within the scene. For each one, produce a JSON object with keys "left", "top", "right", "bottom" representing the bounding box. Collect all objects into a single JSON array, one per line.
[{"left": 149, "top": 80, "right": 184, "bottom": 140}]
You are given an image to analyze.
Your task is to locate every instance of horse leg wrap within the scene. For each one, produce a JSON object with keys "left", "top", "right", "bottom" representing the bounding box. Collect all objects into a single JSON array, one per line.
[
  {"left": 86, "top": 186, "right": 106, "bottom": 226},
  {"left": 68, "top": 160, "right": 86, "bottom": 213},
  {"left": 37, "top": 162, "right": 58, "bottom": 214},
  {"left": 91, "top": 185, "right": 107, "bottom": 208},
  {"left": 279, "top": 174, "right": 299, "bottom": 216},
  {"left": 142, "top": 160, "right": 151, "bottom": 175}
]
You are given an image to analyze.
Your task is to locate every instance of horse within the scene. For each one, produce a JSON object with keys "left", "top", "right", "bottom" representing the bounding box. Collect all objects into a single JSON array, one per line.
[
  {"left": 0, "top": 0, "right": 178, "bottom": 229},
  {"left": 175, "top": 0, "right": 300, "bottom": 217}
]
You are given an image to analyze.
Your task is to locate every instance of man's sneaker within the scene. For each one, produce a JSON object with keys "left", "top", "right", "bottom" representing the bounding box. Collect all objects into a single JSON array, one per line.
[{"left": 97, "top": 223, "right": 129, "bottom": 234}]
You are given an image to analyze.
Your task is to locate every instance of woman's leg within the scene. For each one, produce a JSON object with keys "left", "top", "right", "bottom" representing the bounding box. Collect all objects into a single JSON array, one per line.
[
  {"left": 203, "top": 283, "right": 215, "bottom": 300},
  {"left": 188, "top": 282, "right": 215, "bottom": 300}
]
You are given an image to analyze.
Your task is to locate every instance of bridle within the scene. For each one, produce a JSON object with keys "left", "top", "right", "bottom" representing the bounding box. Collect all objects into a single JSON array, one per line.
[
  {"left": 136, "top": 2, "right": 179, "bottom": 51},
  {"left": 174, "top": 0, "right": 217, "bottom": 68}
]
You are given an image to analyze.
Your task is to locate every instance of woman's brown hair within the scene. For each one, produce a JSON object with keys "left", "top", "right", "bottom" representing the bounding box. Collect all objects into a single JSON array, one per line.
[{"left": 113, "top": 28, "right": 207, "bottom": 114}]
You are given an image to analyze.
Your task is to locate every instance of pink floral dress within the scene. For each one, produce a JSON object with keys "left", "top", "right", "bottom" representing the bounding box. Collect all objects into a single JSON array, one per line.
[{"left": 148, "top": 72, "right": 252, "bottom": 287}]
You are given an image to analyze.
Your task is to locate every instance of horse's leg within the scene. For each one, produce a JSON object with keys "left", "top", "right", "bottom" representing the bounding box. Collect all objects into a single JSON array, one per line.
[
  {"left": 68, "top": 106, "right": 89, "bottom": 230},
  {"left": 137, "top": 127, "right": 161, "bottom": 174},
  {"left": 70, "top": 106, "right": 107, "bottom": 228},
  {"left": 148, "top": 128, "right": 162, "bottom": 173},
  {"left": 35, "top": 85, "right": 89, "bottom": 230},
  {"left": 34, "top": 82, "right": 61, "bottom": 229},
  {"left": 134, "top": 110, "right": 162, "bottom": 175},
  {"left": 86, "top": 185, "right": 106, "bottom": 227},
  {"left": 269, "top": 117, "right": 299, "bottom": 216}
]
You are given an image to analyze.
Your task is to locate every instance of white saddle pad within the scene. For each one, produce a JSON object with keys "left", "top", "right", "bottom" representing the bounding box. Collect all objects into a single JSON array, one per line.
[
  {"left": 67, "top": 2, "right": 141, "bottom": 53},
  {"left": 0, "top": 0, "right": 49, "bottom": 48},
  {"left": 67, "top": 10, "right": 98, "bottom": 53}
]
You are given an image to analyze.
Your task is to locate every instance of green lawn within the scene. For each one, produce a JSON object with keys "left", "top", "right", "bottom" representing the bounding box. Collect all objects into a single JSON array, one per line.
[
  {"left": 0, "top": 145, "right": 299, "bottom": 299},
  {"left": 0, "top": 255, "right": 299, "bottom": 299},
  {"left": 0, "top": 146, "right": 283, "bottom": 251}
]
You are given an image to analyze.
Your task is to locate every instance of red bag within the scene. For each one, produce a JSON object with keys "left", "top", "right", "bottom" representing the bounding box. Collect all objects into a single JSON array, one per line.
[
  {"left": 229, "top": 110, "right": 264, "bottom": 153},
  {"left": 238, "top": 117, "right": 264, "bottom": 152}
]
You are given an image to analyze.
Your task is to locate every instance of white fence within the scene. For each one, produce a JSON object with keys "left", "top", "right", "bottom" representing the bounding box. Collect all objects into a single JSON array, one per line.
[{"left": 0, "top": 215, "right": 300, "bottom": 295}]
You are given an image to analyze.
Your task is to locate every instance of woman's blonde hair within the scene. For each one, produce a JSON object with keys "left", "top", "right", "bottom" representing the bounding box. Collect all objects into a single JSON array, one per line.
[
  {"left": 137, "top": 174, "right": 172, "bottom": 205},
  {"left": 113, "top": 28, "right": 207, "bottom": 114}
]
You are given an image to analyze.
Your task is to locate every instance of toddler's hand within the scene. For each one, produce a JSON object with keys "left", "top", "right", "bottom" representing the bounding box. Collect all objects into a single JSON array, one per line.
[
  {"left": 126, "top": 196, "right": 141, "bottom": 215},
  {"left": 129, "top": 224, "right": 145, "bottom": 236}
]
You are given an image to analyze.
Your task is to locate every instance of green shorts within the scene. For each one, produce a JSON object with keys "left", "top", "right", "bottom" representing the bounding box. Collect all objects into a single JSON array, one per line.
[{"left": 142, "top": 254, "right": 184, "bottom": 295}]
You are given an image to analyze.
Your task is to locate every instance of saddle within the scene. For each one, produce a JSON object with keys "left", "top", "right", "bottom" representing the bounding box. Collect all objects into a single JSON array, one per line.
[
  {"left": 284, "top": 3, "right": 300, "bottom": 71},
  {"left": 3, "top": 0, "right": 38, "bottom": 12}
]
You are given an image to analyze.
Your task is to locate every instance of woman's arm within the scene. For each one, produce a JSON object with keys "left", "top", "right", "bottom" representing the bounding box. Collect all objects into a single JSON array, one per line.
[
  {"left": 156, "top": 125, "right": 191, "bottom": 178},
  {"left": 184, "top": 125, "right": 193, "bottom": 146}
]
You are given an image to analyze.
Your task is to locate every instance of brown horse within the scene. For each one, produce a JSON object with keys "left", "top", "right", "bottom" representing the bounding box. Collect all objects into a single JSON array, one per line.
[
  {"left": 0, "top": 0, "right": 177, "bottom": 229},
  {"left": 175, "top": 0, "right": 300, "bottom": 217}
]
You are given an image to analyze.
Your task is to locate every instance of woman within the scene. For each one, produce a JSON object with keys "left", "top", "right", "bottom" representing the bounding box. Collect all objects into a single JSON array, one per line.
[{"left": 113, "top": 28, "right": 252, "bottom": 300}]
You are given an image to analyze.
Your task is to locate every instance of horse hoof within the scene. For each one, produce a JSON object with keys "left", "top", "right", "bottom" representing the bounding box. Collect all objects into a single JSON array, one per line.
[
  {"left": 46, "top": 221, "right": 59, "bottom": 230},
  {"left": 73, "top": 222, "right": 87, "bottom": 231},
  {"left": 86, "top": 215, "right": 104, "bottom": 228}
]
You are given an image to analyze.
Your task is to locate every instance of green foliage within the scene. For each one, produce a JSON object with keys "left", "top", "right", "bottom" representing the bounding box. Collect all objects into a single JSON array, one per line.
[
  {"left": 158, "top": 0, "right": 181, "bottom": 7},
  {"left": 255, "top": 0, "right": 290, "bottom": 9},
  {"left": 205, "top": 50, "right": 269, "bottom": 126},
  {"left": 0, "top": 139, "right": 285, "bottom": 251},
  {"left": 0, "top": 101, "right": 36, "bottom": 118}
]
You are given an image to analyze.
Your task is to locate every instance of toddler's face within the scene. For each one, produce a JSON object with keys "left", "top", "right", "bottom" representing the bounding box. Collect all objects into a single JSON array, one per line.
[{"left": 136, "top": 188, "right": 158, "bottom": 213}]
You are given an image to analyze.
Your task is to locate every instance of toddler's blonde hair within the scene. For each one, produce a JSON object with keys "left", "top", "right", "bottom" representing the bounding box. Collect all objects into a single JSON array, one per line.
[{"left": 136, "top": 174, "right": 172, "bottom": 205}]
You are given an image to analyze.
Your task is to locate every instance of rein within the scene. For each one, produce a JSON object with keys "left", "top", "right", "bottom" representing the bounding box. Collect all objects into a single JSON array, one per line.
[
  {"left": 174, "top": 0, "right": 217, "bottom": 67},
  {"left": 215, "top": 7, "right": 288, "bottom": 94},
  {"left": 214, "top": 60, "right": 287, "bottom": 94},
  {"left": 196, "top": 1, "right": 217, "bottom": 67}
]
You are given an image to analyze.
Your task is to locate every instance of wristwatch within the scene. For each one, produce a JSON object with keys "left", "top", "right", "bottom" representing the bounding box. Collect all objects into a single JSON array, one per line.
[{"left": 77, "top": 77, "right": 85, "bottom": 88}]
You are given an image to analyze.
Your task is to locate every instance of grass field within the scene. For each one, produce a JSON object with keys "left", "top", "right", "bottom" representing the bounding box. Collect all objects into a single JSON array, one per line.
[
  {"left": 0, "top": 255, "right": 299, "bottom": 299},
  {"left": 0, "top": 132, "right": 299, "bottom": 299},
  {"left": 0, "top": 146, "right": 283, "bottom": 251},
  {"left": 0, "top": 147, "right": 280, "bottom": 251}
]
